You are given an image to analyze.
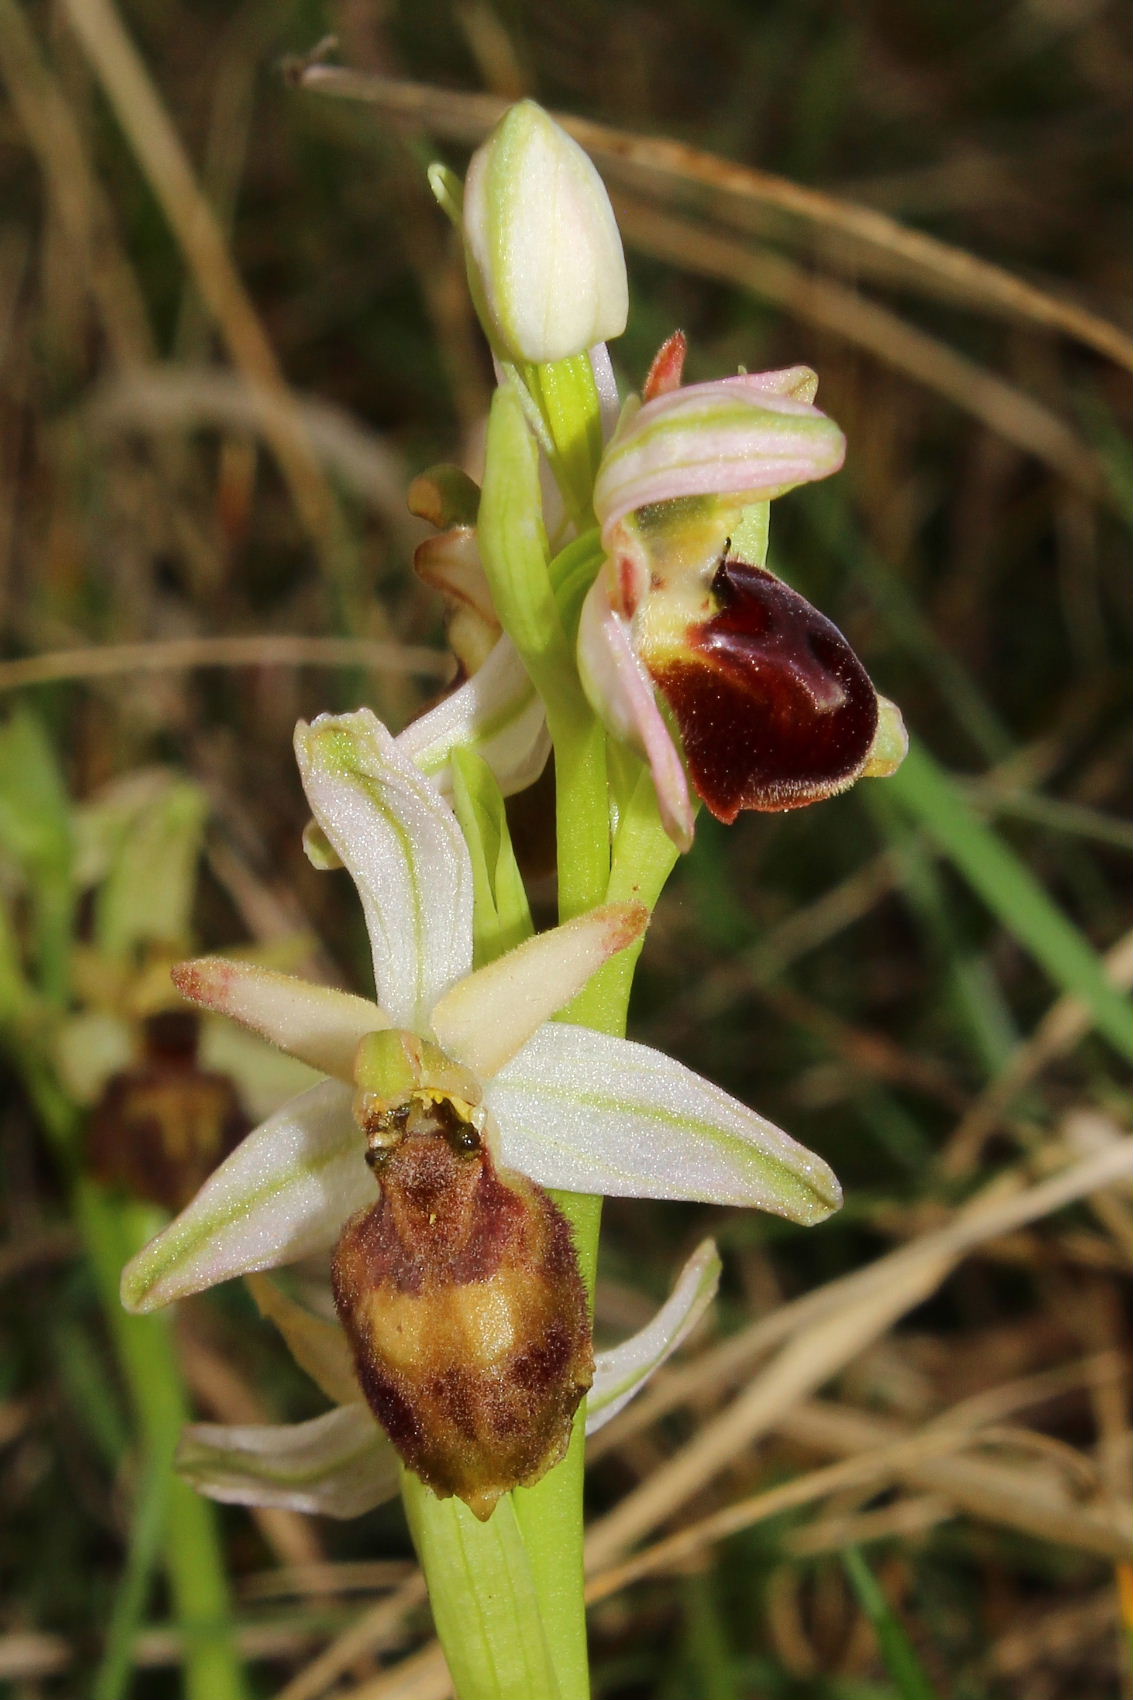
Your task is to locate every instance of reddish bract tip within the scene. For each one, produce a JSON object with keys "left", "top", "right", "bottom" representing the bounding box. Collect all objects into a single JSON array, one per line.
[
  {"left": 643, "top": 330, "right": 687, "bottom": 401},
  {"left": 651, "top": 562, "right": 878, "bottom": 822}
]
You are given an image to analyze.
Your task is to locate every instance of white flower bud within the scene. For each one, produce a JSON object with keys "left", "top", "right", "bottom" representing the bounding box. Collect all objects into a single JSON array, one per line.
[{"left": 463, "top": 100, "right": 628, "bottom": 364}]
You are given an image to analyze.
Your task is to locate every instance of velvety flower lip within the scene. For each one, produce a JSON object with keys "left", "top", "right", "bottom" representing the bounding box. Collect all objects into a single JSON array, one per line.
[
  {"left": 647, "top": 558, "right": 881, "bottom": 821},
  {"left": 172, "top": 1240, "right": 722, "bottom": 1520},
  {"left": 578, "top": 350, "right": 907, "bottom": 844},
  {"left": 121, "top": 709, "right": 840, "bottom": 1317}
]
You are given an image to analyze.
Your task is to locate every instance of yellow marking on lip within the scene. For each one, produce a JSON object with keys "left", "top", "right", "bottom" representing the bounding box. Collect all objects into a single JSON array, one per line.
[{"left": 363, "top": 1276, "right": 524, "bottom": 1374}]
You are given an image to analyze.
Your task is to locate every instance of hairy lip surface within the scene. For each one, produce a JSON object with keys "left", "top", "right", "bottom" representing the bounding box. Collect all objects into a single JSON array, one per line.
[{"left": 650, "top": 560, "right": 879, "bottom": 821}]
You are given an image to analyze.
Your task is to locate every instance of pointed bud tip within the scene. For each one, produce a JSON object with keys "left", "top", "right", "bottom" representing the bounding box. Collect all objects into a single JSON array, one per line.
[
  {"left": 170, "top": 956, "right": 229, "bottom": 1009},
  {"left": 644, "top": 331, "right": 687, "bottom": 401}
]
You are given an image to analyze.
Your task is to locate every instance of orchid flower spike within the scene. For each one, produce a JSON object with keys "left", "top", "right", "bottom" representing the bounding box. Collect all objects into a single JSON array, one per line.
[
  {"left": 578, "top": 349, "right": 908, "bottom": 848},
  {"left": 122, "top": 710, "right": 840, "bottom": 1516}
]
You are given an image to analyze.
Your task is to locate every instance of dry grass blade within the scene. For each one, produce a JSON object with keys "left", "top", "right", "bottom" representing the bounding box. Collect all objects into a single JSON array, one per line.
[
  {"left": 0, "top": 1620, "right": 336, "bottom": 1682},
  {"left": 584, "top": 1138, "right": 1132, "bottom": 1567},
  {"left": 0, "top": 637, "right": 449, "bottom": 694},
  {"left": 271, "top": 1574, "right": 428, "bottom": 1700},
  {"left": 344, "top": 1641, "right": 451, "bottom": 1700},
  {"left": 0, "top": 0, "right": 153, "bottom": 368},
  {"left": 613, "top": 196, "right": 1110, "bottom": 499},
  {"left": 86, "top": 368, "right": 415, "bottom": 534},
  {"left": 62, "top": 0, "right": 337, "bottom": 546},
  {"left": 783, "top": 1401, "right": 1129, "bottom": 1558},
  {"left": 297, "top": 66, "right": 1133, "bottom": 371},
  {"left": 784, "top": 1492, "right": 952, "bottom": 1557},
  {"left": 991, "top": 1589, "right": 1121, "bottom": 1677},
  {"left": 588, "top": 1392, "right": 1129, "bottom": 1604},
  {"left": 943, "top": 928, "right": 1133, "bottom": 1175},
  {"left": 241, "top": 1563, "right": 417, "bottom": 1602}
]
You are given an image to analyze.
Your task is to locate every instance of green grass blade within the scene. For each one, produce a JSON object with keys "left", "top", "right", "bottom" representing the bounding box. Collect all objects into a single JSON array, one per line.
[
  {"left": 91, "top": 1453, "right": 170, "bottom": 1700},
  {"left": 842, "top": 1546, "right": 939, "bottom": 1700},
  {"left": 887, "top": 740, "right": 1133, "bottom": 1063}
]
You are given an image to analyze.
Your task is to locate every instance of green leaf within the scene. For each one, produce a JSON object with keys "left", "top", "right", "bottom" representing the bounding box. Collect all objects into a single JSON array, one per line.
[
  {"left": 0, "top": 707, "right": 73, "bottom": 877},
  {"left": 0, "top": 709, "right": 75, "bottom": 1003},
  {"left": 478, "top": 382, "right": 580, "bottom": 727},
  {"left": 94, "top": 776, "right": 208, "bottom": 960}
]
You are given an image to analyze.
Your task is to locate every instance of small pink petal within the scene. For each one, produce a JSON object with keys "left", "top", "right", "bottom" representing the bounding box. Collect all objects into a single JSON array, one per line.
[
  {"left": 643, "top": 331, "right": 687, "bottom": 401},
  {"left": 594, "top": 376, "right": 844, "bottom": 542},
  {"left": 430, "top": 901, "right": 649, "bottom": 1079}
]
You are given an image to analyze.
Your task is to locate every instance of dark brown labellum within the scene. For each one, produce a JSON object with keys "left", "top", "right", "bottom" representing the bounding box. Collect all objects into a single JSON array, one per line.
[
  {"left": 87, "top": 1011, "right": 250, "bottom": 1212},
  {"left": 651, "top": 560, "right": 878, "bottom": 821},
  {"left": 332, "top": 1099, "right": 593, "bottom": 1521}
]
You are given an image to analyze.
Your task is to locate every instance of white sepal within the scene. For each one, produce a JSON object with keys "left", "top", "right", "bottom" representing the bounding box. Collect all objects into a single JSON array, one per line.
[
  {"left": 396, "top": 636, "right": 550, "bottom": 801},
  {"left": 295, "top": 710, "right": 474, "bottom": 1030},
  {"left": 120, "top": 1080, "right": 368, "bottom": 1313},
  {"left": 177, "top": 1405, "right": 399, "bottom": 1518},
  {"left": 486, "top": 1025, "right": 842, "bottom": 1222},
  {"left": 587, "top": 1239, "right": 720, "bottom": 1434}
]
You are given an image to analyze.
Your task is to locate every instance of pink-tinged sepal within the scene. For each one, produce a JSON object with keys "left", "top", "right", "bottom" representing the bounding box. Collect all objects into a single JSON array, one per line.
[
  {"left": 594, "top": 371, "right": 844, "bottom": 544},
  {"left": 577, "top": 562, "right": 695, "bottom": 851}
]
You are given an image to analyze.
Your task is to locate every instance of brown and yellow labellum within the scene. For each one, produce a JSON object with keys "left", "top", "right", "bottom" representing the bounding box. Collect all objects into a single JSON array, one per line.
[
  {"left": 332, "top": 1097, "right": 593, "bottom": 1521},
  {"left": 87, "top": 1010, "right": 250, "bottom": 1212},
  {"left": 649, "top": 559, "right": 879, "bottom": 822}
]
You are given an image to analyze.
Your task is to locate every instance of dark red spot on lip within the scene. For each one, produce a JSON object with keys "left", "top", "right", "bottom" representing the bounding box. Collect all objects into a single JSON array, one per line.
[{"left": 651, "top": 560, "right": 878, "bottom": 821}]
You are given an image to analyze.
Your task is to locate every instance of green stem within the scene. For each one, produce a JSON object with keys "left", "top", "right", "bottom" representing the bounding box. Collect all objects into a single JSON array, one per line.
[
  {"left": 92, "top": 1451, "right": 171, "bottom": 1700},
  {"left": 403, "top": 1477, "right": 563, "bottom": 1700},
  {"left": 551, "top": 711, "right": 609, "bottom": 924},
  {"left": 519, "top": 356, "right": 604, "bottom": 532},
  {"left": 464, "top": 342, "right": 686, "bottom": 1700}
]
